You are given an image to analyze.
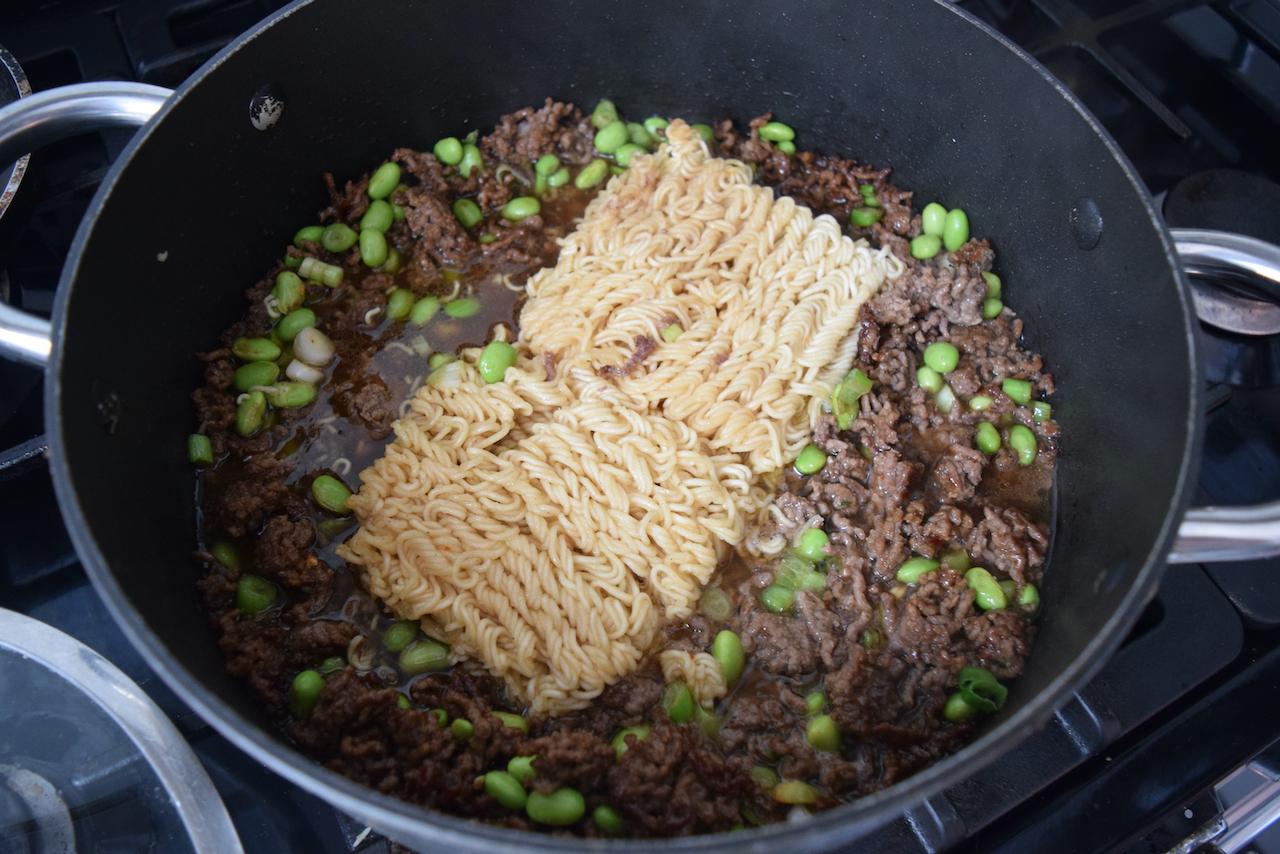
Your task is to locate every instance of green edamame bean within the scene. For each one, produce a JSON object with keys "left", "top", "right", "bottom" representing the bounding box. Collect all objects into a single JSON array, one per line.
[
  {"left": 760, "top": 585, "right": 795, "bottom": 614},
  {"left": 410, "top": 297, "right": 440, "bottom": 325},
  {"left": 188, "top": 434, "right": 213, "bottom": 466},
  {"left": 999, "top": 578, "right": 1018, "bottom": 601},
  {"left": 236, "top": 574, "right": 276, "bottom": 614},
  {"left": 321, "top": 223, "right": 357, "bottom": 253},
  {"left": 911, "top": 234, "right": 942, "bottom": 259},
  {"left": 385, "top": 289, "right": 414, "bottom": 321},
  {"left": 692, "top": 703, "right": 722, "bottom": 737},
  {"left": 691, "top": 124, "right": 715, "bottom": 143},
  {"left": 1021, "top": 583, "right": 1040, "bottom": 608},
  {"left": 794, "top": 444, "right": 826, "bottom": 474},
  {"left": 427, "top": 352, "right": 455, "bottom": 370},
  {"left": 400, "top": 639, "right": 450, "bottom": 675},
  {"left": 1033, "top": 401, "right": 1052, "bottom": 423},
  {"left": 232, "top": 337, "right": 280, "bottom": 362},
  {"left": 917, "top": 365, "right": 943, "bottom": 393},
  {"left": 433, "top": 137, "right": 463, "bottom": 165},
  {"left": 803, "top": 691, "right": 826, "bottom": 717},
  {"left": 965, "top": 567, "right": 1007, "bottom": 610},
  {"left": 712, "top": 630, "right": 745, "bottom": 684},
  {"left": 210, "top": 541, "right": 240, "bottom": 569},
  {"left": 771, "top": 781, "right": 818, "bottom": 805},
  {"left": 290, "top": 670, "right": 324, "bottom": 718},
  {"left": 284, "top": 254, "right": 302, "bottom": 269},
  {"left": 628, "top": 122, "right": 657, "bottom": 149},
  {"left": 759, "top": 121, "right": 795, "bottom": 142},
  {"left": 643, "top": 116, "right": 670, "bottom": 135},
  {"left": 311, "top": 474, "right": 352, "bottom": 514},
  {"left": 396, "top": 694, "right": 411, "bottom": 709},
  {"left": 1002, "top": 378, "right": 1032, "bottom": 405},
  {"left": 234, "top": 362, "right": 280, "bottom": 393},
  {"left": 850, "top": 206, "right": 884, "bottom": 227},
  {"left": 450, "top": 718, "right": 474, "bottom": 740},
  {"left": 941, "top": 549, "right": 970, "bottom": 571},
  {"left": 444, "top": 298, "right": 479, "bottom": 318},
  {"left": 975, "top": 421, "right": 1001, "bottom": 454},
  {"left": 508, "top": 755, "right": 536, "bottom": 785},
  {"left": 982, "top": 270, "right": 1002, "bottom": 299},
  {"left": 493, "top": 711, "right": 529, "bottom": 733},
  {"left": 944, "top": 691, "right": 979, "bottom": 722},
  {"left": 359, "top": 228, "right": 388, "bottom": 268},
  {"left": 459, "top": 144, "right": 483, "bottom": 179},
  {"left": 575, "top": 159, "right": 609, "bottom": 189},
  {"left": 591, "top": 99, "right": 618, "bottom": 129},
  {"left": 698, "top": 586, "right": 733, "bottom": 622},
  {"left": 897, "top": 556, "right": 941, "bottom": 583},
  {"left": 360, "top": 200, "right": 394, "bottom": 235},
  {"left": 614, "top": 143, "right": 646, "bottom": 167},
  {"left": 368, "top": 162, "right": 400, "bottom": 200},
  {"left": 294, "top": 225, "right": 324, "bottom": 247},
  {"left": 943, "top": 208, "right": 969, "bottom": 251},
  {"left": 526, "top": 787, "right": 585, "bottom": 826},
  {"left": 276, "top": 308, "right": 316, "bottom": 342},
  {"left": 1008, "top": 424, "right": 1037, "bottom": 466},
  {"left": 968, "top": 394, "right": 994, "bottom": 411},
  {"left": 923, "top": 341, "right": 960, "bottom": 374},
  {"left": 611, "top": 724, "right": 650, "bottom": 761},
  {"left": 546, "top": 167, "right": 570, "bottom": 188},
  {"left": 798, "top": 528, "right": 829, "bottom": 562},
  {"left": 660, "top": 680, "right": 694, "bottom": 723},
  {"left": 430, "top": 708, "right": 449, "bottom": 727},
  {"left": 477, "top": 341, "right": 517, "bottom": 383},
  {"left": 484, "top": 771, "right": 527, "bottom": 810},
  {"left": 983, "top": 297, "right": 1004, "bottom": 319},
  {"left": 860, "top": 184, "right": 880, "bottom": 206},
  {"left": 318, "top": 656, "right": 345, "bottom": 673},
  {"left": 264, "top": 381, "right": 316, "bottom": 409},
  {"left": 921, "top": 203, "right": 948, "bottom": 237},
  {"left": 805, "top": 714, "right": 840, "bottom": 752},
  {"left": 235, "top": 391, "right": 267, "bottom": 437},
  {"left": 501, "top": 197, "right": 540, "bottom": 222},
  {"left": 534, "top": 154, "right": 560, "bottom": 177},
  {"left": 594, "top": 120, "right": 628, "bottom": 155},
  {"left": 452, "top": 198, "right": 483, "bottom": 229},
  {"left": 272, "top": 271, "right": 305, "bottom": 314},
  {"left": 751, "top": 766, "right": 780, "bottom": 791},
  {"left": 593, "top": 805, "right": 625, "bottom": 836}
]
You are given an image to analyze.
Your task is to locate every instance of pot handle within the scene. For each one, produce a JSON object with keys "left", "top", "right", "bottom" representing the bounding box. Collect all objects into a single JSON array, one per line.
[
  {"left": 1168, "top": 228, "right": 1280, "bottom": 564},
  {"left": 0, "top": 82, "right": 172, "bottom": 367}
]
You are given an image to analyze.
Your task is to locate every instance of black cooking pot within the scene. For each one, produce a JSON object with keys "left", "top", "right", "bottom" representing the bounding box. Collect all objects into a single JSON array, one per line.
[{"left": 2, "top": 0, "right": 1279, "bottom": 850}]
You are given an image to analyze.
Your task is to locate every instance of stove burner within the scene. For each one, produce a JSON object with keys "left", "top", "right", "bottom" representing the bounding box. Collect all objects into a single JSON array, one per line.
[
  {"left": 1165, "top": 169, "right": 1280, "bottom": 245},
  {"left": 0, "top": 764, "right": 75, "bottom": 854}
]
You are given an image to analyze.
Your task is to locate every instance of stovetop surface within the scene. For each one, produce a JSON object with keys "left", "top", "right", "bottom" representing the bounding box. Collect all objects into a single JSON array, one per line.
[{"left": 2, "top": 1, "right": 1280, "bottom": 852}]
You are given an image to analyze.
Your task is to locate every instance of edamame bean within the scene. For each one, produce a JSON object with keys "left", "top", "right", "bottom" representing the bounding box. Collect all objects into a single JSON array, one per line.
[
  {"left": 923, "top": 341, "right": 960, "bottom": 374},
  {"left": 368, "top": 162, "right": 400, "bottom": 200},
  {"left": 794, "top": 444, "right": 826, "bottom": 475},
  {"left": 944, "top": 691, "right": 979, "bottom": 723},
  {"left": 805, "top": 690, "right": 825, "bottom": 715},
  {"left": 966, "top": 396, "right": 991, "bottom": 413},
  {"left": 1033, "top": 401, "right": 1052, "bottom": 422},
  {"left": 433, "top": 137, "right": 463, "bottom": 165},
  {"left": 982, "top": 297, "right": 1003, "bottom": 319},
  {"left": 410, "top": 296, "right": 440, "bottom": 325},
  {"left": 975, "top": 421, "right": 1001, "bottom": 454},
  {"left": 751, "top": 766, "right": 780, "bottom": 791},
  {"left": 311, "top": 474, "right": 352, "bottom": 514},
  {"left": 1020, "top": 583, "right": 1040, "bottom": 608},
  {"left": 264, "top": 381, "right": 316, "bottom": 409},
  {"left": 692, "top": 703, "right": 722, "bottom": 737},
  {"left": 529, "top": 155, "right": 558, "bottom": 179},
  {"left": 999, "top": 578, "right": 1017, "bottom": 601},
  {"left": 211, "top": 541, "right": 241, "bottom": 569},
  {"left": 526, "top": 787, "right": 585, "bottom": 826},
  {"left": 917, "top": 365, "right": 943, "bottom": 393},
  {"left": 276, "top": 308, "right": 317, "bottom": 342},
  {"left": 492, "top": 711, "right": 529, "bottom": 734},
  {"left": 477, "top": 341, "right": 518, "bottom": 383},
  {"left": 450, "top": 718, "right": 474, "bottom": 740},
  {"left": 459, "top": 144, "right": 483, "bottom": 179},
  {"left": 860, "top": 184, "right": 880, "bottom": 207},
  {"left": 290, "top": 670, "right": 324, "bottom": 718},
  {"left": 698, "top": 586, "right": 733, "bottom": 622},
  {"left": 921, "top": 203, "right": 948, "bottom": 237},
  {"left": 660, "top": 680, "right": 694, "bottom": 723},
  {"left": 232, "top": 337, "right": 280, "bottom": 362},
  {"left": 236, "top": 391, "right": 267, "bottom": 437},
  {"left": 799, "top": 528, "right": 829, "bottom": 562},
  {"left": 189, "top": 434, "right": 213, "bottom": 466},
  {"left": 1008, "top": 424, "right": 1037, "bottom": 466},
  {"left": 982, "top": 270, "right": 1002, "bottom": 299},
  {"left": 643, "top": 116, "right": 669, "bottom": 135},
  {"left": 484, "top": 771, "right": 527, "bottom": 810},
  {"left": 897, "top": 556, "right": 941, "bottom": 583},
  {"left": 593, "top": 805, "right": 625, "bottom": 837},
  {"left": 805, "top": 714, "right": 840, "bottom": 751},
  {"left": 546, "top": 167, "right": 570, "bottom": 188},
  {"left": 430, "top": 708, "right": 449, "bottom": 727},
  {"left": 943, "top": 208, "right": 970, "bottom": 251},
  {"left": 321, "top": 223, "right": 357, "bottom": 253},
  {"left": 451, "top": 198, "right": 483, "bottom": 229},
  {"left": 941, "top": 549, "right": 970, "bottom": 572},
  {"left": 760, "top": 585, "right": 795, "bottom": 614},
  {"left": 360, "top": 199, "right": 394, "bottom": 234},
  {"left": 611, "top": 724, "right": 650, "bottom": 761},
  {"left": 386, "top": 289, "right": 414, "bottom": 321},
  {"left": 712, "top": 630, "right": 745, "bottom": 685},
  {"left": 272, "top": 271, "right": 305, "bottom": 314},
  {"left": 400, "top": 639, "right": 450, "bottom": 675},
  {"left": 614, "top": 143, "right": 646, "bottom": 167},
  {"left": 759, "top": 121, "right": 795, "bottom": 142},
  {"left": 911, "top": 234, "right": 942, "bottom": 259},
  {"left": 1002, "top": 378, "right": 1032, "bottom": 405},
  {"left": 359, "top": 228, "right": 388, "bottom": 268},
  {"left": 627, "top": 122, "right": 657, "bottom": 149},
  {"left": 861, "top": 628, "right": 881, "bottom": 649},
  {"left": 234, "top": 361, "right": 280, "bottom": 393},
  {"left": 594, "top": 120, "right": 628, "bottom": 155},
  {"left": 284, "top": 255, "right": 302, "bottom": 268},
  {"left": 772, "top": 781, "right": 818, "bottom": 805},
  {"left": 427, "top": 352, "right": 455, "bottom": 370},
  {"left": 508, "top": 755, "right": 536, "bottom": 785},
  {"left": 501, "top": 197, "right": 540, "bottom": 222},
  {"left": 591, "top": 99, "right": 618, "bottom": 129},
  {"left": 236, "top": 574, "right": 276, "bottom": 614},
  {"left": 396, "top": 694, "right": 411, "bottom": 709},
  {"left": 575, "top": 159, "right": 609, "bottom": 189},
  {"left": 294, "top": 225, "right": 324, "bottom": 247},
  {"left": 850, "top": 206, "right": 884, "bottom": 227},
  {"left": 965, "top": 567, "right": 1007, "bottom": 610},
  {"left": 691, "top": 124, "right": 715, "bottom": 143},
  {"left": 444, "top": 298, "right": 479, "bottom": 318}
]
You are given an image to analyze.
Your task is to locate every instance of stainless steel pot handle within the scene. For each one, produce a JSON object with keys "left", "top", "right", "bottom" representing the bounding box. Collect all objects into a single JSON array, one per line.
[{"left": 0, "top": 82, "right": 172, "bottom": 367}]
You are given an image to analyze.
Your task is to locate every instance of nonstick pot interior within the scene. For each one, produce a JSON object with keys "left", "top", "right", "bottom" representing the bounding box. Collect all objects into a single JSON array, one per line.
[{"left": 48, "top": 0, "right": 1198, "bottom": 849}]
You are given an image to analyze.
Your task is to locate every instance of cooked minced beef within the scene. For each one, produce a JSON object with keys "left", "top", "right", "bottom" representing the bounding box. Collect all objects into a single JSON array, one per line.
[{"left": 192, "top": 102, "right": 1055, "bottom": 837}]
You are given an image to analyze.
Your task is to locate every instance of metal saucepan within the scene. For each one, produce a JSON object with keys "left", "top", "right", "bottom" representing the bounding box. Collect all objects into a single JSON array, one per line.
[{"left": 2, "top": 0, "right": 1279, "bottom": 850}]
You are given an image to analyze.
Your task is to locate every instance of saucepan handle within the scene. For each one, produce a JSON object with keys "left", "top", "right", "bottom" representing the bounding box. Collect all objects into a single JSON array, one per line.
[
  {"left": 0, "top": 82, "right": 172, "bottom": 367},
  {"left": 1168, "top": 228, "right": 1280, "bottom": 564}
]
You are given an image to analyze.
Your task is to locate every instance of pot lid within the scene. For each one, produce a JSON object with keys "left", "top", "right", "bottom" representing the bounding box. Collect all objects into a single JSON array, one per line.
[{"left": 0, "top": 608, "right": 243, "bottom": 854}]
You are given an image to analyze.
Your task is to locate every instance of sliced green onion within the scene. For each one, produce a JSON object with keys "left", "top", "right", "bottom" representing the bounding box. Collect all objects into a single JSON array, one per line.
[
  {"left": 188, "top": 434, "right": 213, "bottom": 466},
  {"left": 831, "top": 368, "right": 873, "bottom": 430}
]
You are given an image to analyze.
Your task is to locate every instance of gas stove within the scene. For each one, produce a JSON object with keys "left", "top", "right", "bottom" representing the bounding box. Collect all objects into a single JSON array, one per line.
[{"left": 2, "top": 1, "right": 1279, "bottom": 852}]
